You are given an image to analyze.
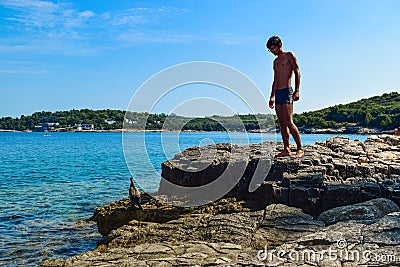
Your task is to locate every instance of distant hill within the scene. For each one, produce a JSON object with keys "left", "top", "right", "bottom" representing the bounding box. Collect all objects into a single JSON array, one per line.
[
  {"left": 293, "top": 92, "right": 399, "bottom": 130},
  {"left": 0, "top": 92, "right": 398, "bottom": 131}
]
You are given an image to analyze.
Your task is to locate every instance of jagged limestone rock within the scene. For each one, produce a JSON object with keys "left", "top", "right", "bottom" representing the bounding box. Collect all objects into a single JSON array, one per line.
[{"left": 42, "top": 135, "right": 400, "bottom": 266}]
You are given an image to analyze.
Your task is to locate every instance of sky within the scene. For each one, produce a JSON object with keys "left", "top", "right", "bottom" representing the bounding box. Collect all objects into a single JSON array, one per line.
[{"left": 1, "top": 0, "right": 400, "bottom": 118}]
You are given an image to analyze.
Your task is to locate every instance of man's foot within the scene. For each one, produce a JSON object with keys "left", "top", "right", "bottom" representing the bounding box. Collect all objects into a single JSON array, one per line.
[
  {"left": 274, "top": 151, "right": 292, "bottom": 158},
  {"left": 292, "top": 149, "right": 305, "bottom": 158}
]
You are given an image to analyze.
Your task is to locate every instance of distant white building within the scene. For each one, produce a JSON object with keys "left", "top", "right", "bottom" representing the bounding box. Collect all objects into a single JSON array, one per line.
[
  {"left": 105, "top": 120, "right": 116, "bottom": 125},
  {"left": 34, "top": 122, "right": 59, "bottom": 132},
  {"left": 74, "top": 123, "right": 94, "bottom": 130},
  {"left": 125, "top": 119, "right": 137, "bottom": 124}
]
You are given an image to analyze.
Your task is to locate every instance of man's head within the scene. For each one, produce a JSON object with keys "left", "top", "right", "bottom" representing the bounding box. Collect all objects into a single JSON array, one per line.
[{"left": 266, "top": 36, "right": 282, "bottom": 55}]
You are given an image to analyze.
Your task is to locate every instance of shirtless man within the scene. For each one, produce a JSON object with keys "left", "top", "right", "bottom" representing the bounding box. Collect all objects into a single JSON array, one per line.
[{"left": 266, "top": 36, "right": 304, "bottom": 158}]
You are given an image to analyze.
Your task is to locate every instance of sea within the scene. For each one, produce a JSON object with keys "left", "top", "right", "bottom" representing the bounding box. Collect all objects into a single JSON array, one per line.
[{"left": 0, "top": 132, "right": 372, "bottom": 266}]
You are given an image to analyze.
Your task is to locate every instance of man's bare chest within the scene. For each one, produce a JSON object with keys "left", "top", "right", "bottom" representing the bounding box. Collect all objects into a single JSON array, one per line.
[{"left": 274, "top": 56, "right": 290, "bottom": 69}]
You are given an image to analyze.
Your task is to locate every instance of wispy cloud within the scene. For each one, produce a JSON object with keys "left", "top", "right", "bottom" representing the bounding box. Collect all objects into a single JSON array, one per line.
[
  {"left": 115, "top": 30, "right": 257, "bottom": 46},
  {"left": 116, "top": 30, "right": 196, "bottom": 45},
  {"left": 0, "top": 69, "right": 50, "bottom": 74},
  {"left": 211, "top": 33, "right": 259, "bottom": 45},
  {"left": 1, "top": 0, "right": 57, "bottom": 9},
  {"left": 0, "top": 59, "right": 54, "bottom": 74},
  {"left": 104, "top": 7, "right": 187, "bottom": 27},
  {"left": 0, "top": 1, "right": 256, "bottom": 55},
  {"left": 0, "top": 44, "right": 33, "bottom": 52},
  {"left": 1, "top": 0, "right": 96, "bottom": 40}
]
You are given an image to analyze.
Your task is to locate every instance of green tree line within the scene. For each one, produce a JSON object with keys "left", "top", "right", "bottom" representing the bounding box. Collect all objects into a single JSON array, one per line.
[
  {"left": 0, "top": 92, "right": 399, "bottom": 131},
  {"left": 293, "top": 92, "right": 399, "bottom": 130},
  {"left": 0, "top": 109, "right": 125, "bottom": 131}
]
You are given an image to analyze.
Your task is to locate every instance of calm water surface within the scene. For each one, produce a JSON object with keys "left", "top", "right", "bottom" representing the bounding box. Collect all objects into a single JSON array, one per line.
[{"left": 0, "top": 132, "right": 370, "bottom": 266}]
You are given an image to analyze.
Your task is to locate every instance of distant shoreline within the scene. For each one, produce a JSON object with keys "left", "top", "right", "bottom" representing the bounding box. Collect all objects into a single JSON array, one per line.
[{"left": 0, "top": 128, "right": 397, "bottom": 135}]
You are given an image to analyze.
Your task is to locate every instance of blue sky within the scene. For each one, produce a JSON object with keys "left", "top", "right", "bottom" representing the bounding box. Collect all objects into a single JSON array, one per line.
[{"left": 1, "top": 0, "right": 399, "bottom": 118}]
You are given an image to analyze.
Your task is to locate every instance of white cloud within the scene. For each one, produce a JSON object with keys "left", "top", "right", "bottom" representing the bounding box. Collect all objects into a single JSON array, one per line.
[
  {"left": 116, "top": 30, "right": 195, "bottom": 44},
  {"left": 1, "top": 0, "right": 57, "bottom": 9},
  {"left": 79, "top": 10, "right": 95, "bottom": 18},
  {"left": 0, "top": 44, "right": 32, "bottom": 52},
  {"left": 102, "top": 7, "right": 188, "bottom": 28},
  {"left": 0, "top": 69, "right": 50, "bottom": 74},
  {"left": 0, "top": 1, "right": 255, "bottom": 55},
  {"left": 212, "top": 33, "right": 259, "bottom": 45},
  {"left": 116, "top": 30, "right": 257, "bottom": 46},
  {"left": 0, "top": 59, "right": 53, "bottom": 74},
  {"left": 108, "top": 8, "right": 151, "bottom": 26},
  {"left": 1, "top": 0, "right": 94, "bottom": 37}
]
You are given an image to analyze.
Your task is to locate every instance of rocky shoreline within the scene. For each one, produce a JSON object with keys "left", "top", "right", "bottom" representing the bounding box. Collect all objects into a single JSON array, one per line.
[{"left": 42, "top": 135, "right": 400, "bottom": 266}]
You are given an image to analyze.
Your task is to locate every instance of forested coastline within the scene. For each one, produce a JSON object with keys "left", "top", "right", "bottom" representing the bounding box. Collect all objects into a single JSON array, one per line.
[{"left": 0, "top": 92, "right": 398, "bottom": 132}]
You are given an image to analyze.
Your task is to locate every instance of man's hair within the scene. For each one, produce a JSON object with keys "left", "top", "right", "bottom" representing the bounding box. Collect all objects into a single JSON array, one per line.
[{"left": 266, "top": 36, "right": 282, "bottom": 48}]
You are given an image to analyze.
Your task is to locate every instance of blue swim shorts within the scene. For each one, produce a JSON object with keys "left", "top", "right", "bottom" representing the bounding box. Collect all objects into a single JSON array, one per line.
[{"left": 275, "top": 87, "right": 293, "bottom": 105}]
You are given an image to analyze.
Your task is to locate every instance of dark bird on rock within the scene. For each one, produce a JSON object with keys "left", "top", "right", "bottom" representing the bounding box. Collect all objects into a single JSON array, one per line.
[{"left": 129, "top": 177, "right": 143, "bottom": 210}]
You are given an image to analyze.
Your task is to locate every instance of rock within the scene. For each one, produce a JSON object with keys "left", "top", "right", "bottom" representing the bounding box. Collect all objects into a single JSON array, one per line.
[
  {"left": 42, "top": 135, "right": 400, "bottom": 266},
  {"left": 42, "top": 241, "right": 259, "bottom": 267},
  {"left": 317, "top": 198, "right": 400, "bottom": 225},
  {"left": 99, "top": 209, "right": 264, "bottom": 251},
  {"left": 321, "top": 182, "right": 382, "bottom": 211},
  {"left": 256, "top": 212, "right": 400, "bottom": 266},
  {"left": 390, "top": 164, "right": 400, "bottom": 175},
  {"left": 254, "top": 204, "right": 324, "bottom": 247},
  {"left": 93, "top": 196, "right": 196, "bottom": 236},
  {"left": 158, "top": 135, "right": 400, "bottom": 216},
  {"left": 42, "top": 201, "right": 400, "bottom": 267},
  {"left": 85, "top": 135, "right": 400, "bottom": 261}
]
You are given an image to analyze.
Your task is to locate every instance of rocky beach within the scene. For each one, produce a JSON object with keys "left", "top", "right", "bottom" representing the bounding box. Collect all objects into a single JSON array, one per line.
[{"left": 42, "top": 135, "right": 400, "bottom": 266}]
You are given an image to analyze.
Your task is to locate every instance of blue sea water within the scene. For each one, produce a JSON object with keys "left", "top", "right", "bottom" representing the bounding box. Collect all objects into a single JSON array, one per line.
[{"left": 0, "top": 132, "right": 371, "bottom": 266}]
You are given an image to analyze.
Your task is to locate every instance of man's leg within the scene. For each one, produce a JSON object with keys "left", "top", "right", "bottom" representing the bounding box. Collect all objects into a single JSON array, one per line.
[
  {"left": 281, "top": 104, "right": 304, "bottom": 158},
  {"left": 275, "top": 104, "right": 291, "bottom": 157}
]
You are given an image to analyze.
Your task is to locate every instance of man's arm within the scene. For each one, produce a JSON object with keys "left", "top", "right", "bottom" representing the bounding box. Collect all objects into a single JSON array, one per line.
[
  {"left": 287, "top": 52, "right": 301, "bottom": 100},
  {"left": 269, "top": 60, "right": 278, "bottom": 108}
]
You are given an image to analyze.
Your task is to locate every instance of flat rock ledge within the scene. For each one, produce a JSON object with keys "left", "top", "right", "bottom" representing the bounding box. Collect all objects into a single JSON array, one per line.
[
  {"left": 42, "top": 135, "right": 400, "bottom": 266},
  {"left": 160, "top": 135, "right": 400, "bottom": 216}
]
